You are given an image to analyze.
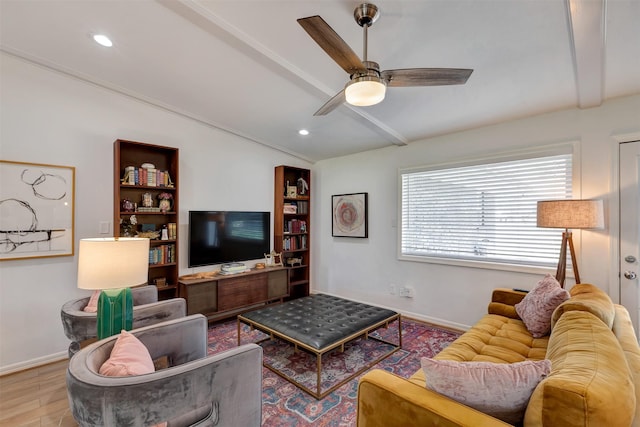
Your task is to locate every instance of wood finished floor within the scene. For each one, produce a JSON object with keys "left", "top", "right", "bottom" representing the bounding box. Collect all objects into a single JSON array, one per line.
[{"left": 0, "top": 359, "right": 76, "bottom": 427}]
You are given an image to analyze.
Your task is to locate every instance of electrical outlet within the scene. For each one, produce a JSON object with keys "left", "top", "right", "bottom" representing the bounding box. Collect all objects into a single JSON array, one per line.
[{"left": 389, "top": 284, "right": 397, "bottom": 295}]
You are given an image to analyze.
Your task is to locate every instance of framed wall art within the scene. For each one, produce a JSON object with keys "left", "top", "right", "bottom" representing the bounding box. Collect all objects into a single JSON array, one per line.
[
  {"left": 332, "top": 192, "right": 368, "bottom": 238},
  {"left": 1, "top": 160, "right": 75, "bottom": 260}
]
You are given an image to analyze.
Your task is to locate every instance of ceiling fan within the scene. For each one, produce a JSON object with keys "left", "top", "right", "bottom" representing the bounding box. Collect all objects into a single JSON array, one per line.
[{"left": 298, "top": 3, "right": 473, "bottom": 116}]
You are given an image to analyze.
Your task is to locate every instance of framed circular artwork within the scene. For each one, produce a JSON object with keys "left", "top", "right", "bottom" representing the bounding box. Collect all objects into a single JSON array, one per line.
[{"left": 332, "top": 192, "right": 368, "bottom": 238}]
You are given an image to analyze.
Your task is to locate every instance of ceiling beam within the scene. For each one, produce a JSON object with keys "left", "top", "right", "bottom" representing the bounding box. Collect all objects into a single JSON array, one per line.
[{"left": 566, "top": 0, "right": 606, "bottom": 108}]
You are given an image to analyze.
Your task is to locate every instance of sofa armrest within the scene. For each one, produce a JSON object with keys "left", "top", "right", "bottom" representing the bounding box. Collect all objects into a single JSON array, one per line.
[{"left": 357, "top": 370, "right": 513, "bottom": 427}]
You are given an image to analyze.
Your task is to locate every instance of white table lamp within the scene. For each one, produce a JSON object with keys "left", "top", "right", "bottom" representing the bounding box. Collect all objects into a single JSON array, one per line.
[{"left": 77, "top": 237, "right": 149, "bottom": 339}]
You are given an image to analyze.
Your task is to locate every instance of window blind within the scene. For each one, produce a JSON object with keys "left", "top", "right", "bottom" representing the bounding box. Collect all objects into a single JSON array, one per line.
[{"left": 400, "top": 153, "right": 572, "bottom": 266}]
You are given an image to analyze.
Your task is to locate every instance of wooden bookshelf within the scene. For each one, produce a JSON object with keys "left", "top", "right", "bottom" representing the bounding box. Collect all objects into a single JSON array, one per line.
[
  {"left": 274, "top": 166, "right": 310, "bottom": 299},
  {"left": 114, "top": 139, "right": 179, "bottom": 298}
]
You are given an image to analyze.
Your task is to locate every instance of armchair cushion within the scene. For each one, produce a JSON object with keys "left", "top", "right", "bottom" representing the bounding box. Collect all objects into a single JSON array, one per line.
[{"left": 99, "top": 330, "right": 155, "bottom": 376}]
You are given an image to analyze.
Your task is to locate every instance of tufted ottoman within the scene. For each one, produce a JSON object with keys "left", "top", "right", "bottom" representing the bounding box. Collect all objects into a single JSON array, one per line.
[{"left": 238, "top": 294, "right": 401, "bottom": 398}]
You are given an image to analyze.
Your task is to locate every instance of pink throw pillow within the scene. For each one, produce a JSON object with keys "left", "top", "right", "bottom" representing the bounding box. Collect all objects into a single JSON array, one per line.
[
  {"left": 99, "top": 330, "right": 155, "bottom": 376},
  {"left": 83, "top": 290, "right": 100, "bottom": 313},
  {"left": 422, "top": 358, "right": 551, "bottom": 424},
  {"left": 515, "top": 274, "right": 570, "bottom": 337}
]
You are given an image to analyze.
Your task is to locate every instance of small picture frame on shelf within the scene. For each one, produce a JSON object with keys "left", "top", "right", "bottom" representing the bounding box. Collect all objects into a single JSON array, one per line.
[{"left": 287, "top": 185, "right": 298, "bottom": 198}]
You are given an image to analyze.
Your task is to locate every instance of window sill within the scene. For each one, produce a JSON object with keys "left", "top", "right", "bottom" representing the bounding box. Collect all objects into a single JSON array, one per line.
[{"left": 398, "top": 254, "right": 573, "bottom": 278}]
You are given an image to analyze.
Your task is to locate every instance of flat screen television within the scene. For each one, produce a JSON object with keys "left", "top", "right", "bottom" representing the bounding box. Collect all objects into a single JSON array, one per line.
[{"left": 188, "top": 211, "right": 271, "bottom": 268}]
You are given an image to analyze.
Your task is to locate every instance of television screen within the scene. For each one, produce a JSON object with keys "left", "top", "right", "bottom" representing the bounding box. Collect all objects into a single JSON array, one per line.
[{"left": 188, "top": 211, "right": 271, "bottom": 268}]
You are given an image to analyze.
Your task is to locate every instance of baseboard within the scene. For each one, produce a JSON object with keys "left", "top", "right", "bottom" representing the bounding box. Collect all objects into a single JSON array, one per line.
[
  {"left": 0, "top": 351, "right": 68, "bottom": 377},
  {"left": 311, "top": 291, "right": 471, "bottom": 332}
]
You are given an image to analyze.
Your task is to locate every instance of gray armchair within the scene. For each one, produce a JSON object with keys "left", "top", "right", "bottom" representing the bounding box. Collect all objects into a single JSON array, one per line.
[
  {"left": 61, "top": 285, "right": 186, "bottom": 357},
  {"left": 66, "top": 314, "right": 263, "bottom": 427}
]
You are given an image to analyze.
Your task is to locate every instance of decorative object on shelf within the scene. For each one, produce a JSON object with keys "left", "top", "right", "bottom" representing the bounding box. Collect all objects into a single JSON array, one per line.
[
  {"left": 120, "top": 215, "right": 138, "bottom": 237},
  {"left": 264, "top": 250, "right": 283, "bottom": 267},
  {"left": 161, "top": 224, "right": 169, "bottom": 240},
  {"left": 153, "top": 277, "right": 167, "bottom": 287},
  {"left": 0, "top": 160, "right": 75, "bottom": 261},
  {"left": 283, "top": 203, "right": 297, "bottom": 214},
  {"left": 287, "top": 185, "right": 298, "bottom": 198},
  {"left": 136, "top": 230, "right": 160, "bottom": 240},
  {"left": 332, "top": 192, "right": 368, "bottom": 238},
  {"left": 121, "top": 199, "right": 135, "bottom": 212},
  {"left": 141, "top": 192, "right": 154, "bottom": 208},
  {"left": 297, "top": 177, "right": 309, "bottom": 195},
  {"left": 158, "top": 192, "right": 173, "bottom": 213},
  {"left": 536, "top": 199, "right": 604, "bottom": 287},
  {"left": 77, "top": 237, "right": 150, "bottom": 339},
  {"left": 121, "top": 166, "right": 135, "bottom": 185},
  {"left": 255, "top": 262, "right": 266, "bottom": 269},
  {"left": 286, "top": 257, "right": 303, "bottom": 267}
]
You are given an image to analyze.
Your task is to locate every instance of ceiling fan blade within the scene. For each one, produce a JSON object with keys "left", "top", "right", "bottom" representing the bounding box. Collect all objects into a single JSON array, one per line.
[
  {"left": 314, "top": 90, "right": 345, "bottom": 116},
  {"left": 298, "top": 16, "right": 365, "bottom": 74},
  {"left": 381, "top": 68, "right": 473, "bottom": 87}
]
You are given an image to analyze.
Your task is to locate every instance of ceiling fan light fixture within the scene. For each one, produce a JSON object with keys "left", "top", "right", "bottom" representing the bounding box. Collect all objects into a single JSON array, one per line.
[{"left": 345, "top": 76, "right": 386, "bottom": 106}]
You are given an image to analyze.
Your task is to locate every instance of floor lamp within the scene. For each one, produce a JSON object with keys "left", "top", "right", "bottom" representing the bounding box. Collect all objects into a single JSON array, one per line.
[
  {"left": 77, "top": 237, "right": 150, "bottom": 339},
  {"left": 537, "top": 200, "right": 604, "bottom": 288}
]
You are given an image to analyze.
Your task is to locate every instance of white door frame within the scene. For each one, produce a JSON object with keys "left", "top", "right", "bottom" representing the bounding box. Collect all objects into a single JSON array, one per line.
[{"left": 611, "top": 131, "right": 640, "bottom": 304}]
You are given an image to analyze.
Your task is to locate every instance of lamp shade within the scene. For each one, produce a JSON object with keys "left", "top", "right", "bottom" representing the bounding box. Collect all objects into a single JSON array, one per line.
[
  {"left": 345, "top": 76, "right": 386, "bottom": 106},
  {"left": 77, "top": 238, "right": 149, "bottom": 290},
  {"left": 536, "top": 199, "right": 604, "bottom": 229}
]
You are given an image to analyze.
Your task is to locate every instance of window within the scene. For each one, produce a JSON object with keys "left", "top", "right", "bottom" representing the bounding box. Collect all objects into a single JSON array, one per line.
[{"left": 400, "top": 151, "right": 573, "bottom": 268}]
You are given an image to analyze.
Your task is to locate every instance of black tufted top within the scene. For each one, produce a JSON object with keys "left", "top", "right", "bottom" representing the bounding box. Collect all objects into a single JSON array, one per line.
[{"left": 241, "top": 294, "right": 397, "bottom": 351}]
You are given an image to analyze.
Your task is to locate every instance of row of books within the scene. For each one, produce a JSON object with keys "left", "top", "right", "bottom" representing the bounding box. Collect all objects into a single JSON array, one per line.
[
  {"left": 284, "top": 219, "right": 307, "bottom": 233},
  {"left": 282, "top": 235, "right": 307, "bottom": 251},
  {"left": 123, "top": 166, "right": 174, "bottom": 187},
  {"left": 149, "top": 244, "right": 176, "bottom": 265},
  {"left": 165, "top": 223, "right": 177, "bottom": 240},
  {"left": 283, "top": 201, "right": 309, "bottom": 214}
]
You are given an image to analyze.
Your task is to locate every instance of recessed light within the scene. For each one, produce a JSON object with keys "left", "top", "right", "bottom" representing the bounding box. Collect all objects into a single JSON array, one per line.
[
  {"left": 298, "top": 129, "right": 310, "bottom": 136},
  {"left": 93, "top": 34, "right": 113, "bottom": 47}
]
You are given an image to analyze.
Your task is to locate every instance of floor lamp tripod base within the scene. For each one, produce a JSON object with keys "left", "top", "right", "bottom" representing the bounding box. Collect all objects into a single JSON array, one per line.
[
  {"left": 96, "top": 288, "right": 133, "bottom": 340},
  {"left": 555, "top": 230, "right": 581, "bottom": 288}
]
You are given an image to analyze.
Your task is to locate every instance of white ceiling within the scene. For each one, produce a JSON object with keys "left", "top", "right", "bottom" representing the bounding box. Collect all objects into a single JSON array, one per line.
[{"left": 1, "top": 0, "right": 638, "bottom": 162}]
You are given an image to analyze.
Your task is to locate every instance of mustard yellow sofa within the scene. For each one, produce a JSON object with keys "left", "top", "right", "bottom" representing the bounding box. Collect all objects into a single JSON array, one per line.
[{"left": 357, "top": 284, "right": 640, "bottom": 427}]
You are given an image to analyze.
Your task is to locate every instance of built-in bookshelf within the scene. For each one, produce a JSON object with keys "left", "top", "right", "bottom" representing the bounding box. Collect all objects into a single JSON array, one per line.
[
  {"left": 274, "top": 166, "right": 310, "bottom": 299},
  {"left": 114, "top": 139, "right": 179, "bottom": 299}
]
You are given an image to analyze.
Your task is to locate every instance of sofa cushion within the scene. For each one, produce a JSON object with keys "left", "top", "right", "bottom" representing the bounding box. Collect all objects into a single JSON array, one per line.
[
  {"left": 524, "top": 310, "right": 635, "bottom": 427},
  {"left": 421, "top": 358, "right": 551, "bottom": 424},
  {"left": 551, "top": 283, "right": 615, "bottom": 329},
  {"left": 515, "top": 274, "right": 569, "bottom": 337}
]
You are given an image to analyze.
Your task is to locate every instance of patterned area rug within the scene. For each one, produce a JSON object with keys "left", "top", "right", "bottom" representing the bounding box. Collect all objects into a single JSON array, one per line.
[{"left": 207, "top": 317, "right": 460, "bottom": 426}]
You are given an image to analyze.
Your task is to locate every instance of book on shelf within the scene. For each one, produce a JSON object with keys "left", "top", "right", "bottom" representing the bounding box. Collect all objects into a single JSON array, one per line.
[
  {"left": 282, "top": 235, "right": 307, "bottom": 251},
  {"left": 149, "top": 244, "right": 176, "bottom": 265},
  {"left": 284, "top": 219, "right": 307, "bottom": 233},
  {"left": 167, "top": 223, "right": 177, "bottom": 240}
]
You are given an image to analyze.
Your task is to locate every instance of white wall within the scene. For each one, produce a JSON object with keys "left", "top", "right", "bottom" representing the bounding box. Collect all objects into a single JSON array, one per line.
[
  {"left": 0, "top": 53, "right": 311, "bottom": 373},
  {"left": 313, "top": 94, "right": 640, "bottom": 329},
  {"left": 2, "top": 50, "right": 639, "bottom": 374}
]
